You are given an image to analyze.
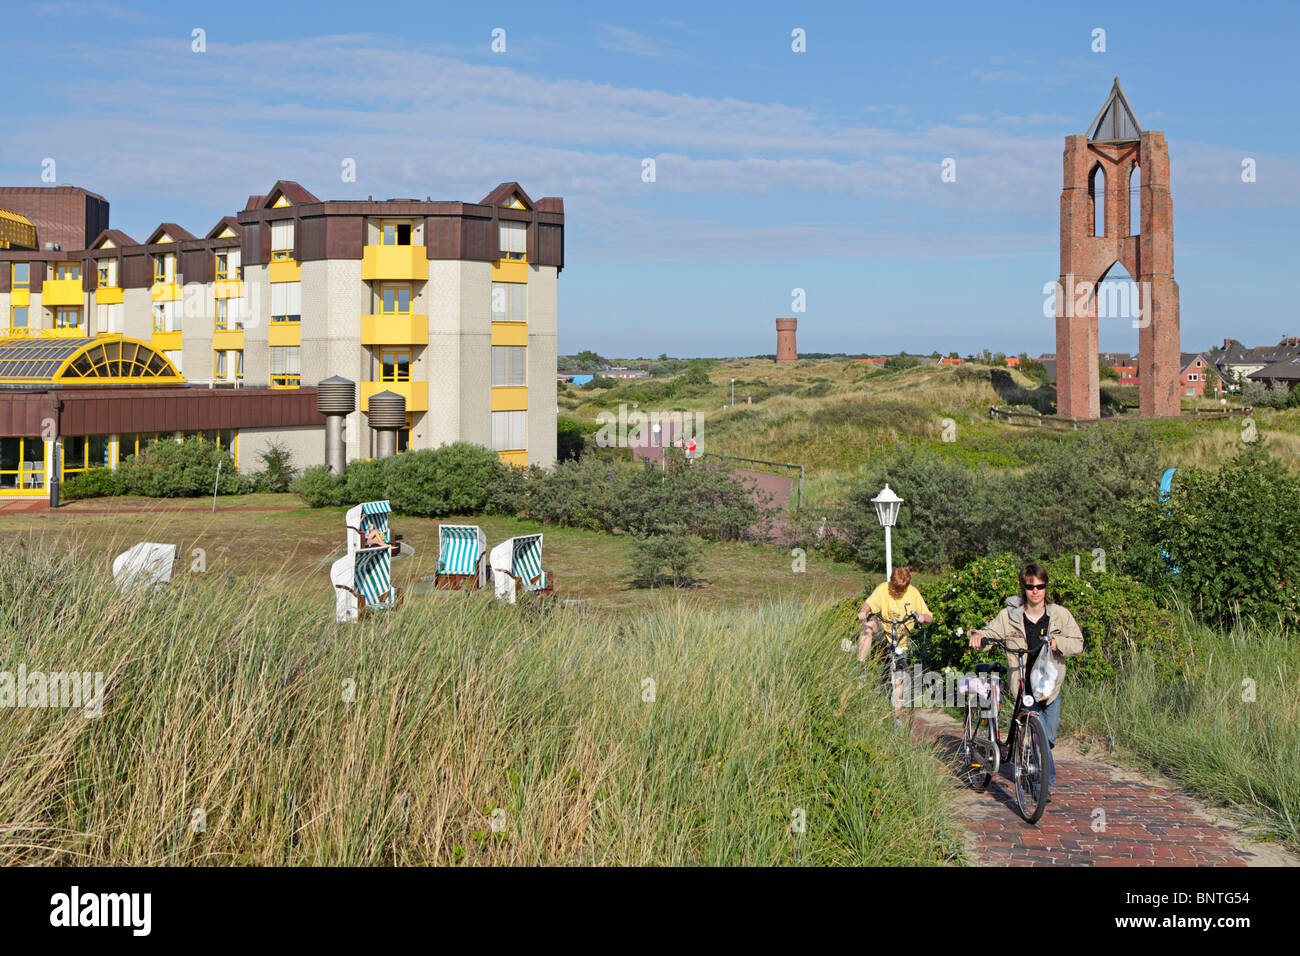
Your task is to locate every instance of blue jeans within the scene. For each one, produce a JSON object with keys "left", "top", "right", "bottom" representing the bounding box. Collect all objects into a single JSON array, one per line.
[{"left": 1026, "top": 694, "right": 1061, "bottom": 792}]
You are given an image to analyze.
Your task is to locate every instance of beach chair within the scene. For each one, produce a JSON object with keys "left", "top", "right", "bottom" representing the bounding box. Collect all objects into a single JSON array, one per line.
[
  {"left": 433, "top": 524, "right": 488, "bottom": 590},
  {"left": 112, "top": 542, "right": 177, "bottom": 594},
  {"left": 345, "top": 500, "right": 408, "bottom": 558},
  {"left": 489, "top": 534, "right": 554, "bottom": 603},
  {"left": 332, "top": 545, "right": 403, "bottom": 621}
]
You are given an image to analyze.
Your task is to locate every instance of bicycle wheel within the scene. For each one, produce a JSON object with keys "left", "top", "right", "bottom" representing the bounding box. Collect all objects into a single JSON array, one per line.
[
  {"left": 961, "top": 702, "right": 992, "bottom": 792},
  {"left": 1015, "top": 714, "right": 1051, "bottom": 823}
]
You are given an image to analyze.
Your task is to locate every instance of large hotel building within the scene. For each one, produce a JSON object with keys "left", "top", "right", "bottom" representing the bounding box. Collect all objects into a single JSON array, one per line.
[{"left": 0, "top": 181, "right": 563, "bottom": 498}]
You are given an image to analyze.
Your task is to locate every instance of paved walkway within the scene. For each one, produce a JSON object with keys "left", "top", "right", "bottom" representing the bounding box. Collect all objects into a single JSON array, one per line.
[{"left": 913, "top": 709, "right": 1298, "bottom": 867}]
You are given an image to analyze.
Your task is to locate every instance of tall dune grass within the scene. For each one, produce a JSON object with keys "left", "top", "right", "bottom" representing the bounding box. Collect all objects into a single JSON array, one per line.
[
  {"left": 1065, "top": 611, "right": 1300, "bottom": 849},
  {"left": 0, "top": 550, "right": 962, "bottom": 865}
]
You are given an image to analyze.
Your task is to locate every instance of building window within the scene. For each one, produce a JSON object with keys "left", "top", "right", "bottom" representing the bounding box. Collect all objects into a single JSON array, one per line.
[
  {"left": 271, "top": 220, "right": 295, "bottom": 260},
  {"left": 55, "top": 307, "right": 82, "bottom": 330},
  {"left": 11, "top": 263, "right": 29, "bottom": 290},
  {"left": 491, "top": 410, "right": 526, "bottom": 451},
  {"left": 499, "top": 220, "right": 527, "bottom": 260},
  {"left": 95, "top": 303, "right": 122, "bottom": 334},
  {"left": 492, "top": 345, "right": 526, "bottom": 386},
  {"left": 10, "top": 307, "right": 28, "bottom": 329},
  {"left": 0, "top": 436, "right": 45, "bottom": 491},
  {"left": 382, "top": 222, "right": 413, "bottom": 246},
  {"left": 491, "top": 281, "right": 526, "bottom": 323},
  {"left": 215, "top": 297, "right": 228, "bottom": 330},
  {"left": 153, "top": 253, "right": 175, "bottom": 283},
  {"left": 271, "top": 281, "right": 301, "bottom": 323},
  {"left": 97, "top": 259, "right": 117, "bottom": 287},
  {"left": 271, "top": 345, "right": 300, "bottom": 387},
  {"left": 380, "top": 285, "right": 411, "bottom": 315},
  {"left": 153, "top": 300, "right": 176, "bottom": 332},
  {"left": 379, "top": 349, "right": 411, "bottom": 382},
  {"left": 55, "top": 263, "right": 80, "bottom": 280},
  {"left": 1188, "top": 373, "right": 1198, "bottom": 382},
  {"left": 397, "top": 419, "right": 411, "bottom": 452},
  {"left": 165, "top": 350, "right": 183, "bottom": 376},
  {"left": 214, "top": 249, "right": 241, "bottom": 280},
  {"left": 61, "top": 435, "right": 111, "bottom": 476}
]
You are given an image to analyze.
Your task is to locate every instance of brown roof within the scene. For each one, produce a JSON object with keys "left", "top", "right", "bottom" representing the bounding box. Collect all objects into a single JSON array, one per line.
[
  {"left": 1250, "top": 355, "right": 1300, "bottom": 382},
  {"left": 206, "top": 216, "right": 241, "bottom": 239},
  {"left": 144, "top": 222, "right": 197, "bottom": 244},
  {"left": 262, "top": 180, "right": 321, "bottom": 207},
  {"left": 88, "top": 228, "right": 139, "bottom": 249},
  {"left": 481, "top": 182, "right": 534, "bottom": 208}
]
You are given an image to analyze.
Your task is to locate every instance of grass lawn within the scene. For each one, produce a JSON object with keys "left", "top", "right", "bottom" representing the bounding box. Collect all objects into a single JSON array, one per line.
[{"left": 9, "top": 495, "right": 868, "bottom": 611}]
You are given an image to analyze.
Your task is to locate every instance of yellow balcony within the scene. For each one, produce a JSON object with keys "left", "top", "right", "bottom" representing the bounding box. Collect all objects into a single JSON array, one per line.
[
  {"left": 95, "top": 286, "right": 124, "bottom": 305},
  {"left": 47, "top": 327, "right": 89, "bottom": 338},
  {"left": 269, "top": 260, "right": 301, "bottom": 283},
  {"left": 361, "top": 380, "right": 428, "bottom": 413},
  {"left": 361, "top": 245, "right": 427, "bottom": 282},
  {"left": 497, "top": 450, "right": 528, "bottom": 467},
  {"left": 152, "top": 282, "right": 182, "bottom": 301},
  {"left": 42, "top": 278, "right": 83, "bottom": 307},
  {"left": 152, "top": 331, "right": 182, "bottom": 351},
  {"left": 361, "top": 313, "right": 428, "bottom": 345},
  {"left": 213, "top": 279, "right": 243, "bottom": 299},
  {"left": 491, "top": 386, "right": 528, "bottom": 412},
  {"left": 491, "top": 259, "right": 528, "bottom": 284},
  {"left": 268, "top": 323, "right": 301, "bottom": 347},
  {"left": 213, "top": 329, "right": 244, "bottom": 351},
  {"left": 491, "top": 321, "right": 527, "bottom": 347},
  {"left": 10, "top": 289, "right": 29, "bottom": 307}
]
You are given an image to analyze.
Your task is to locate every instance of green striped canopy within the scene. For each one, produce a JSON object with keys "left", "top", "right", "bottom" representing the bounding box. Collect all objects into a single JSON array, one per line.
[
  {"left": 360, "top": 500, "right": 391, "bottom": 541},
  {"left": 512, "top": 534, "right": 545, "bottom": 588},
  {"left": 438, "top": 525, "right": 484, "bottom": 575},
  {"left": 354, "top": 546, "right": 393, "bottom": 606}
]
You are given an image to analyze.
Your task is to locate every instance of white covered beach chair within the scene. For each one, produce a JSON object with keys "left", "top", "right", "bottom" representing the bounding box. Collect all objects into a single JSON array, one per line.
[
  {"left": 332, "top": 545, "right": 403, "bottom": 622},
  {"left": 346, "top": 500, "right": 410, "bottom": 558},
  {"left": 490, "top": 534, "right": 554, "bottom": 603},
  {"left": 433, "top": 524, "right": 488, "bottom": 590}
]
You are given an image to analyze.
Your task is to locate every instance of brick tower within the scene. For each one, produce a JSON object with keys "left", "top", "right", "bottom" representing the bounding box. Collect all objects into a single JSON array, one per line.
[
  {"left": 1057, "top": 78, "right": 1180, "bottom": 419},
  {"left": 775, "top": 317, "right": 797, "bottom": 362}
]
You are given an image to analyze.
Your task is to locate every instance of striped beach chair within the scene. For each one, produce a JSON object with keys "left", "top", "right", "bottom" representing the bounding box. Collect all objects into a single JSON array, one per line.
[
  {"left": 346, "top": 500, "right": 406, "bottom": 557},
  {"left": 332, "top": 545, "right": 403, "bottom": 620},
  {"left": 434, "top": 524, "right": 488, "bottom": 590},
  {"left": 489, "top": 534, "right": 554, "bottom": 603}
]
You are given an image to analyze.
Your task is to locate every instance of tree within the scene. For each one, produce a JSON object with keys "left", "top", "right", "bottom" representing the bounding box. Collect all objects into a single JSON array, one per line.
[{"left": 573, "top": 350, "right": 604, "bottom": 371}]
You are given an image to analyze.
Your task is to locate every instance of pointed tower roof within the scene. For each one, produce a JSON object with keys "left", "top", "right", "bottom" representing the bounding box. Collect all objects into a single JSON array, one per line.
[{"left": 1087, "top": 77, "right": 1142, "bottom": 143}]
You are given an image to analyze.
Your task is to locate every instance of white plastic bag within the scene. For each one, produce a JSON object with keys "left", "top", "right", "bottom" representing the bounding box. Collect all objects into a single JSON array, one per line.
[{"left": 1029, "top": 645, "right": 1058, "bottom": 700}]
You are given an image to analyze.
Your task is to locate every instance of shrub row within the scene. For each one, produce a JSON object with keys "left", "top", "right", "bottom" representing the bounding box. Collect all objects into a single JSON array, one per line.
[{"left": 62, "top": 440, "right": 298, "bottom": 500}]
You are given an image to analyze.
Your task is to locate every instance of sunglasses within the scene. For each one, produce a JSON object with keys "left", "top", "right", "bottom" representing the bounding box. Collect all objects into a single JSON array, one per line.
[{"left": 1024, "top": 583, "right": 1047, "bottom": 591}]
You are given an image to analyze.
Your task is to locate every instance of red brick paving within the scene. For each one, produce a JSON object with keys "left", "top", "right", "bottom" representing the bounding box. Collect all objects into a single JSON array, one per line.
[{"left": 913, "top": 710, "right": 1294, "bottom": 867}]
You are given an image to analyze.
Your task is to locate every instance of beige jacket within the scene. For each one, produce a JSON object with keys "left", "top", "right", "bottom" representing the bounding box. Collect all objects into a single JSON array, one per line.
[{"left": 980, "top": 600, "right": 1083, "bottom": 705}]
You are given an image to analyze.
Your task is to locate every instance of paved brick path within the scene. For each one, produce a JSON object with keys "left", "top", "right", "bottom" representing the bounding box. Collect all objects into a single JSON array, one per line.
[{"left": 913, "top": 710, "right": 1298, "bottom": 867}]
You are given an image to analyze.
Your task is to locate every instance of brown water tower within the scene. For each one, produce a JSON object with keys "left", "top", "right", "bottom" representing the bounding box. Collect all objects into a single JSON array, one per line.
[{"left": 775, "top": 318, "right": 797, "bottom": 363}]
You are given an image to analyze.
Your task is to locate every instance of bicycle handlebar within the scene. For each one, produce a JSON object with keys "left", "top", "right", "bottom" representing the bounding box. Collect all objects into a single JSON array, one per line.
[{"left": 975, "top": 635, "right": 1032, "bottom": 657}]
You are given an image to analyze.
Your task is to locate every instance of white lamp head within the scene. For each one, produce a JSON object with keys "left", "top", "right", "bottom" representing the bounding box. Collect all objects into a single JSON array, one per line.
[{"left": 871, "top": 483, "right": 903, "bottom": 528}]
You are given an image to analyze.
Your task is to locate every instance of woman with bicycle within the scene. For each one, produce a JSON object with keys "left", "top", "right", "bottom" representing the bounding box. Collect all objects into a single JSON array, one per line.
[
  {"left": 967, "top": 562, "right": 1083, "bottom": 795},
  {"left": 857, "top": 567, "right": 933, "bottom": 721}
]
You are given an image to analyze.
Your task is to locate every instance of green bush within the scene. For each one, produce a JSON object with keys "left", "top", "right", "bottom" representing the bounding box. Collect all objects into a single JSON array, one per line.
[
  {"left": 626, "top": 533, "right": 705, "bottom": 587},
  {"left": 341, "top": 458, "right": 389, "bottom": 505},
  {"left": 253, "top": 442, "right": 297, "bottom": 493},
  {"left": 291, "top": 465, "right": 345, "bottom": 507},
  {"left": 61, "top": 468, "right": 121, "bottom": 501},
  {"left": 920, "top": 554, "right": 1184, "bottom": 684},
  {"left": 386, "top": 442, "right": 506, "bottom": 517},
  {"left": 1115, "top": 445, "right": 1300, "bottom": 628},
  {"left": 116, "top": 439, "right": 242, "bottom": 498}
]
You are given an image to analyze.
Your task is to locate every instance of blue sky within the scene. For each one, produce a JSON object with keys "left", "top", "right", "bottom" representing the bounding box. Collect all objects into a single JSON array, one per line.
[{"left": 2, "top": 0, "right": 1297, "bottom": 358}]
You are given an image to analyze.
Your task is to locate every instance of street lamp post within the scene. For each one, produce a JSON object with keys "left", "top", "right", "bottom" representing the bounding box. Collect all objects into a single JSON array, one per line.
[
  {"left": 731, "top": 377, "right": 735, "bottom": 406},
  {"left": 871, "top": 483, "right": 903, "bottom": 579}
]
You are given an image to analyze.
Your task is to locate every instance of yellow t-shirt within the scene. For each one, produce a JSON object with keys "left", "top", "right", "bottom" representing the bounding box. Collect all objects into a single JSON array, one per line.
[{"left": 865, "top": 583, "right": 930, "bottom": 650}]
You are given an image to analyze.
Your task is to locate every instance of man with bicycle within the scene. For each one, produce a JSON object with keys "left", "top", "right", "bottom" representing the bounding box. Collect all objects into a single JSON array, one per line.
[
  {"left": 858, "top": 567, "right": 933, "bottom": 721},
  {"left": 967, "top": 562, "right": 1083, "bottom": 795}
]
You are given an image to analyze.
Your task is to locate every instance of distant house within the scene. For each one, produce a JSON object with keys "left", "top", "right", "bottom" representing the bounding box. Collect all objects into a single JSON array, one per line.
[
  {"left": 1215, "top": 337, "right": 1300, "bottom": 386},
  {"left": 940, "top": 356, "right": 965, "bottom": 365},
  {"left": 1249, "top": 355, "right": 1300, "bottom": 393},
  {"left": 597, "top": 367, "right": 647, "bottom": 380},
  {"left": 853, "top": 357, "right": 888, "bottom": 365},
  {"left": 1004, "top": 356, "right": 1020, "bottom": 368},
  {"left": 1179, "top": 352, "right": 1223, "bottom": 398},
  {"left": 557, "top": 372, "right": 595, "bottom": 385}
]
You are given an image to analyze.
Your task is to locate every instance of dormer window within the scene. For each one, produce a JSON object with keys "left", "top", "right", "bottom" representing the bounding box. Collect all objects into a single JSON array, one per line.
[
  {"left": 499, "top": 220, "right": 526, "bottom": 260},
  {"left": 97, "top": 259, "right": 117, "bottom": 287},
  {"left": 271, "top": 220, "right": 294, "bottom": 260}
]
